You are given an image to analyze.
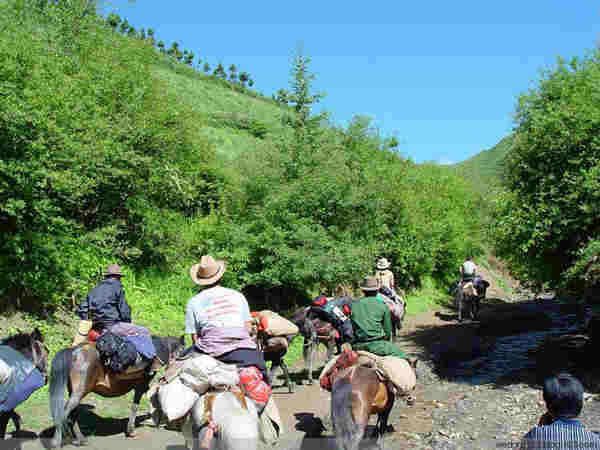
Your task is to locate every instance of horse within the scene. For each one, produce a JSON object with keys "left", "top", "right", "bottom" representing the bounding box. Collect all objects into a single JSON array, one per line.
[
  {"left": 48, "top": 334, "right": 185, "bottom": 448},
  {"left": 261, "top": 334, "right": 297, "bottom": 393},
  {"left": 290, "top": 306, "right": 339, "bottom": 385},
  {"left": 455, "top": 277, "right": 488, "bottom": 322},
  {"left": 0, "top": 328, "right": 49, "bottom": 439},
  {"left": 331, "top": 365, "right": 395, "bottom": 450},
  {"left": 181, "top": 390, "right": 260, "bottom": 450}
]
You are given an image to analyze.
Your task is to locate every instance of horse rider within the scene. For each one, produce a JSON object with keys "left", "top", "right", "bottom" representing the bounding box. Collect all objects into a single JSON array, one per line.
[
  {"left": 349, "top": 276, "right": 407, "bottom": 358},
  {"left": 375, "top": 257, "right": 395, "bottom": 291},
  {"left": 74, "top": 264, "right": 160, "bottom": 373},
  {"left": 460, "top": 256, "right": 477, "bottom": 283},
  {"left": 184, "top": 255, "right": 270, "bottom": 385}
]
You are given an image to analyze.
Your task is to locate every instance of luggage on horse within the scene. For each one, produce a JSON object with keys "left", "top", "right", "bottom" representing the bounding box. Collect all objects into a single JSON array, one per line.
[
  {"left": 251, "top": 310, "right": 299, "bottom": 337},
  {"left": 319, "top": 348, "right": 416, "bottom": 399},
  {"left": 310, "top": 295, "right": 354, "bottom": 343},
  {"left": 150, "top": 353, "right": 271, "bottom": 422},
  {"left": 95, "top": 331, "right": 138, "bottom": 374}
]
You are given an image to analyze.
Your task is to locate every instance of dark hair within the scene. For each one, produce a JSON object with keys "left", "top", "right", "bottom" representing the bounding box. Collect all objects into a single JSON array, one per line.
[{"left": 543, "top": 372, "right": 584, "bottom": 419}]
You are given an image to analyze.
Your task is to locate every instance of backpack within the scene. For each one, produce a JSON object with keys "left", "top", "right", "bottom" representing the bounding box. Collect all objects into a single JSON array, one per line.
[
  {"left": 96, "top": 331, "right": 138, "bottom": 373},
  {"left": 310, "top": 296, "right": 354, "bottom": 343}
]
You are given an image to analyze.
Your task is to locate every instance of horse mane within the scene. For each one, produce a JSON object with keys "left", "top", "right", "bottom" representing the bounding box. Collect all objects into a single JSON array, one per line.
[
  {"left": 151, "top": 335, "right": 184, "bottom": 364},
  {"left": 1, "top": 332, "right": 34, "bottom": 354}
]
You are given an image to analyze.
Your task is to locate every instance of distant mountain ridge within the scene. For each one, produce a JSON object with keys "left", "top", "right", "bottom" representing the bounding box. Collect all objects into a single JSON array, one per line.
[{"left": 452, "top": 135, "right": 514, "bottom": 188}]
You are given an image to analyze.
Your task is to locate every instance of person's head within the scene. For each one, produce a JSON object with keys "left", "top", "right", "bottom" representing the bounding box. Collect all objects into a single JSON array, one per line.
[
  {"left": 359, "top": 276, "right": 379, "bottom": 296},
  {"left": 376, "top": 257, "right": 390, "bottom": 270},
  {"left": 543, "top": 372, "right": 584, "bottom": 420},
  {"left": 190, "top": 255, "right": 226, "bottom": 288},
  {"left": 466, "top": 255, "right": 472, "bottom": 261},
  {"left": 104, "top": 263, "right": 124, "bottom": 280}
]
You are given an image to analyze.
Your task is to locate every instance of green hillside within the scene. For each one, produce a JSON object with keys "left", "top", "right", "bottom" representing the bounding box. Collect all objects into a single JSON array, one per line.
[{"left": 452, "top": 135, "right": 513, "bottom": 189}]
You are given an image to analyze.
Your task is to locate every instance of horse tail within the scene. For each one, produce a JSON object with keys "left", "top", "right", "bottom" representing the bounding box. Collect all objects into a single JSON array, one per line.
[
  {"left": 331, "top": 377, "right": 363, "bottom": 450},
  {"left": 49, "top": 347, "right": 73, "bottom": 427}
]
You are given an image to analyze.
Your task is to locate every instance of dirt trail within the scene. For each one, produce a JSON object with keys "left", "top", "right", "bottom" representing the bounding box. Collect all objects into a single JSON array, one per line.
[{"left": 12, "top": 262, "right": 600, "bottom": 449}]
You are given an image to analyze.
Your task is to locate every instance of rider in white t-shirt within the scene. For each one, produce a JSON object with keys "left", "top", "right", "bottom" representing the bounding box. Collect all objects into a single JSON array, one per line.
[{"left": 460, "top": 256, "right": 477, "bottom": 282}]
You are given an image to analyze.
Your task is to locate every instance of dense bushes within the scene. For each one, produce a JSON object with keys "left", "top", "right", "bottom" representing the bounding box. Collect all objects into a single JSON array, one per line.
[
  {"left": 0, "top": 0, "right": 221, "bottom": 309},
  {"left": 491, "top": 52, "right": 600, "bottom": 295}
]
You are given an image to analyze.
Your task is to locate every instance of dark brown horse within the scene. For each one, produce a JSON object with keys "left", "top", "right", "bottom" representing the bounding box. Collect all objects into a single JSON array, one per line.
[
  {"left": 331, "top": 365, "right": 395, "bottom": 450},
  {"left": 48, "top": 335, "right": 184, "bottom": 448},
  {"left": 0, "top": 328, "right": 48, "bottom": 439},
  {"left": 290, "top": 306, "right": 339, "bottom": 385}
]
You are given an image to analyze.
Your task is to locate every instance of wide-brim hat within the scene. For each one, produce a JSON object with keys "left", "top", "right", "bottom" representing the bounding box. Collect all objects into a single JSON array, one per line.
[
  {"left": 376, "top": 257, "right": 391, "bottom": 270},
  {"left": 104, "top": 264, "right": 124, "bottom": 277},
  {"left": 190, "top": 255, "right": 226, "bottom": 286},
  {"left": 360, "top": 276, "right": 379, "bottom": 292}
]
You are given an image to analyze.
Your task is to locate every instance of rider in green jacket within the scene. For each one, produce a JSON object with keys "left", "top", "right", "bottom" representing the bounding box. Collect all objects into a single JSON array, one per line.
[{"left": 350, "top": 276, "right": 407, "bottom": 358}]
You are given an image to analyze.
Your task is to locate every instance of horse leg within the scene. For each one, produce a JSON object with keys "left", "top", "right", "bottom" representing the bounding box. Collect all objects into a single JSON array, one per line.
[
  {"left": 70, "top": 405, "right": 88, "bottom": 446},
  {"left": 376, "top": 392, "right": 395, "bottom": 449},
  {"left": 127, "top": 383, "right": 149, "bottom": 437},
  {"left": 280, "top": 360, "right": 294, "bottom": 393},
  {"left": 0, "top": 411, "right": 10, "bottom": 439},
  {"left": 303, "top": 337, "right": 315, "bottom": 385}
]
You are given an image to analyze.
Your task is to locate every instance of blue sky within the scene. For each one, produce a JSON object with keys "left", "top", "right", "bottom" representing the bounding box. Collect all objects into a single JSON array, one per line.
[{"left": 107, "top": 1, "right": 600, "bottom": 164}]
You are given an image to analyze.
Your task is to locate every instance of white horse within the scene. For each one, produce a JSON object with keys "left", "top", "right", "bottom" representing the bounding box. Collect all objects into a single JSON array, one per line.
[{"left": 182, "top": 391, "right": 261, "bottom": 450}]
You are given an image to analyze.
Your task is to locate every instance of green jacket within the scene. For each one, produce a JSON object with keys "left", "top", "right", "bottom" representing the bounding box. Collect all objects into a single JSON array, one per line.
[{"left": 350, "top": 295, "right": 392, "bottom": 343}]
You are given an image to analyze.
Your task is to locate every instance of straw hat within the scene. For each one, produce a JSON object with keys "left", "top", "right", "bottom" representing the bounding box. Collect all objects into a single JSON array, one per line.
[
  {"left": 190, "top": 255, "right": 226, "bottom": 286},
  {"left": 104, "top": 264, "right": 124, "bottom": 277},
  {"left": 376, "top": 257, "right": 391, "bottom": 270},
  {"left": 359, "top": 276, "right": 379, "bottom": 292}
]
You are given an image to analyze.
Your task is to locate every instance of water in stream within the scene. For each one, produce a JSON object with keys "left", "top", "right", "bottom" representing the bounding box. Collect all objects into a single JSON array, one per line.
[{"left": 453, "top": 304, "right": 585, "bottom": 385}]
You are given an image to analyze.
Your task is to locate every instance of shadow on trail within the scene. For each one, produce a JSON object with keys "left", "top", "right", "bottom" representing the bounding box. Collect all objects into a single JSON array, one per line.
[{"left": 400, "top": 297, "right": 600, "bottom": 391}]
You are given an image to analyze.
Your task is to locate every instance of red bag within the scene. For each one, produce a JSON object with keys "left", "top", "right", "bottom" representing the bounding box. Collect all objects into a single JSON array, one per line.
[
  {"left": 88, "top": 329, "right": 100, "bottom": 342},
  {"left": 238, "top": 366, "right": 272, "bottom": 404},
  {"left": 319, "top": 348, "right": 358, "bottom": 391},
  {"left": 312, "top": 295, "right": 328, "bottom": 307}
]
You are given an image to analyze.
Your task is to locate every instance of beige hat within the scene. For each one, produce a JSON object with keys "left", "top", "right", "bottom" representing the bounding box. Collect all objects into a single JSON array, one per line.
[
  {"left": 190, "top": 255, "right": 226, "bottom": 286},
  {"left": 359, "top": 276, "right": 379, "bottom": 292},
  {"left": 376, "top": 257, "right": 391, "bottom": 270},
  {"left": 104, "top": 264, "right": 124, "bottom": 277}
]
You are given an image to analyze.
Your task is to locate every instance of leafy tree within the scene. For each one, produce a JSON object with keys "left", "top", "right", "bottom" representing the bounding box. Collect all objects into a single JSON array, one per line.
[
  {"left": 119, "top": 18, "right": 129, "bottom": 34},
  {"left": 139, "top": 27, "right": 146, "bottom": 40},
  {"left": 213, "top": 62, "right": 226, "bottom": 79},
  {"left": 239, "top": 71, "right": 249, "bottom": 87},
  {"left": 491, "top": 52, "right": 600, "bottom": 295},
  {"left": 146, "top": 28, "right": 155, "bottom": 46},
  {"left": 286, "top": 44, "right": 325, "bottom": 125},
  {"left": 106, "top": 12, "right": 120, "bottom": 30},
  {"left": 248, "top": 77, "right": 254, "bottom": 87},
  {"left": 274, "top": 88, "right": 289, "bottom": 105},
  {"left": 228, "top": 64, "right": 238, "bottom": 83},
  {"left": 157, "top": 40, "right": 165, "bottom": 53},
  {"left": 203, "top": 61, "right": 211, "bottom": 73},
  {"left": 185, "top": 50, "right": 195, "bottom": 66}
]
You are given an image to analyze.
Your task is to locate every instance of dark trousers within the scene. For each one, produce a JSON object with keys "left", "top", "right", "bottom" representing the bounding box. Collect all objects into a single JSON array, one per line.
[{"left": 217, "top": 348, "right": 270, "bottom": 385}]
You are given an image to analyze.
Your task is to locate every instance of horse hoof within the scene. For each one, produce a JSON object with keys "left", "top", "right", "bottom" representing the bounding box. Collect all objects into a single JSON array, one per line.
[
  {"left": 126, "top": 430, "right": 137, "bottom": 438},
  {"left": 288, "top": 383, "right": 295, "bottom": 393},
  {"left": 73, "top": 438, "right": 89, "bottom": 446},
  {"left": 306, "top": 379, "right": 313, "bottom": 386},
  {"left": 48, "top": 438, "right": 61, "bottom": 449}
]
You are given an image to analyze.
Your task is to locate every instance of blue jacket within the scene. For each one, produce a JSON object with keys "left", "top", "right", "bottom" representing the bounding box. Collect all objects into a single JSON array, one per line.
[{"left": 76, "top": 278, "right": 132, "bottom": 328}]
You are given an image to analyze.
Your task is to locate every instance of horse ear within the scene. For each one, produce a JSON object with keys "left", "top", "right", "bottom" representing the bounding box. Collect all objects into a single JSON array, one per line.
[{"left": 32, "top": 328, "right": 43, "bottom": 342}]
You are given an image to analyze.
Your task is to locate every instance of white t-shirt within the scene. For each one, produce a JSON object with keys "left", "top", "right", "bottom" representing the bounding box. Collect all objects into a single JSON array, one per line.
[
  {"left": 184, "top": 286, "right": 254, "bottom": 356},
  {"left": 462, "top": 260, "right": 476, "bottom": 277}
]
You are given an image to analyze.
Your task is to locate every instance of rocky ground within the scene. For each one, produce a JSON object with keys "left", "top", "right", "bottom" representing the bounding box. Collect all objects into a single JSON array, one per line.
[{"left": 9, "top": 261, "right": 600, "bottom": 450}]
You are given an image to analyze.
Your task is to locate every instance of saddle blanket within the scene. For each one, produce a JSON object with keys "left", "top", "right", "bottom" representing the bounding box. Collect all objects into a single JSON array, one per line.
[
  {"left": 0, "top": 345, "right": 43, "bottom": 412},
  {"left": 109, "top": 323, "right": 156, "bottom": 360},
  {"left": 319, "top": 349, "right": 416, "bottom": 397}
]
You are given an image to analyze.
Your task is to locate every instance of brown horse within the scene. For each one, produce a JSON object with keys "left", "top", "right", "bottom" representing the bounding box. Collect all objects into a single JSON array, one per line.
[
  {"left": 330, "top": 366, "right": 395, "bottom": 450},
  {"left": 48, "top": 335, "right": 184, "bottom": 448},
  {"left": 290, "top": 306, "right": 339, "bottom": 385}
]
